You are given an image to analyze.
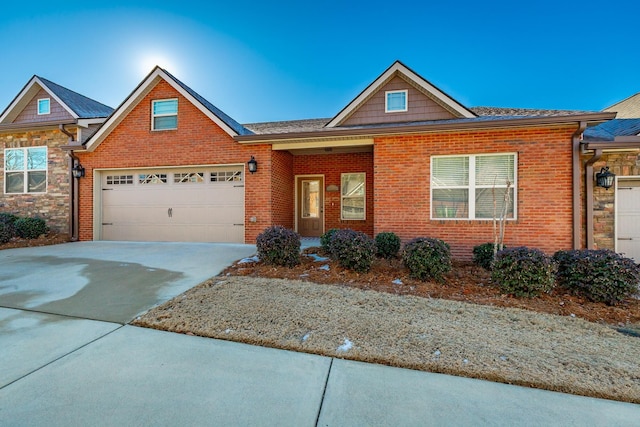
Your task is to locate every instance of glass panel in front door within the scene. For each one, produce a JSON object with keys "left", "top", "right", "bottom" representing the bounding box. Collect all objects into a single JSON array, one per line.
[{"left": 302, "top": 180, "right": 320, "bottom": 218}]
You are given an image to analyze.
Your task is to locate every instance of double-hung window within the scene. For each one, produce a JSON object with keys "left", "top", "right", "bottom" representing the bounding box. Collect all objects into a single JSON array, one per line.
[
  {"left": 431, "top": 153, "right": 516, "bottom": 219},
  {"left": 4, "top": 147, "right": 47, "bottom": 194},
  {"left": 152, "top": 99, "right": 178, "bottom": 130},
  {"left": 341, "top": 173, "right": 366, "bottom": 220}
]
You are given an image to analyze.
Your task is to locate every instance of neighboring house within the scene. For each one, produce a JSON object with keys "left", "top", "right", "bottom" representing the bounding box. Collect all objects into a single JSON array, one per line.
[
  {"left": 582, "top": 94, "right": 640, "bottom": 261},
  {"left": 67, "top": 61, "right": 619, "bottom": 260},
  {"left": 0, "top": 76, "right": 113, "bottom": 236}
]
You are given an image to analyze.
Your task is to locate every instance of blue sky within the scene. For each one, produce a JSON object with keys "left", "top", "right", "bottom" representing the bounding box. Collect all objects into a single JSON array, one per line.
[{"left": 1, "top": 1, "right": 638, "bottom": 123}]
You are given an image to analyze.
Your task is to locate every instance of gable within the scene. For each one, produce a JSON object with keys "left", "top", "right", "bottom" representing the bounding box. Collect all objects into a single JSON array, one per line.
[
  {"left": 340, "top": 75, "right": 458, "bottom": 126},
  {"left": 83, "top": 67, "right": 251, "bottom": 152},
  {"left": 326, "top": 61, "right": 476, "bottom": 128},
  {"left": 604, "top": 92, "right": 640, "bottom": 119},
  {"left": 12, "top": 88, "right": 75, "bottom": 124}
]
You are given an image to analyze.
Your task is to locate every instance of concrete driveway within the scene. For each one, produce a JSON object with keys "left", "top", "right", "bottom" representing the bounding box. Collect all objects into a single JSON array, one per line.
[
  {"left": 0, "top": 241, "right": 255, "bottom": 323},
  {"left": 2, "top": 242, "right": 639, "bottom": 426}
]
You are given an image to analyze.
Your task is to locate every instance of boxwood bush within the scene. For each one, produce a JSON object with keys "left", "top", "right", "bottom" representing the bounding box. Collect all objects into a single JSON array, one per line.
[
  {"left": 14, "top": 217, "right": 48, "bottom": 240},
  {"left": 0, "top": 213, "right": 18, "bottom": 243},
  {"left": 327, "top": 228, "right": 376, "bottom": 273},
  {"left": 553, "top": 249, "right": 640, "bottom": 305},
  {"left": 320, "top": 228, "right": 339, "bottom": 254},
  {"left": 256, "top": 225, "right": 301, "bottom": 267},
  {"left": 491, "top": 247, "right": 555, "bottom": 297},
  {"left": 401, "top": 237, "right": 451, "bottom": 282},
  {"left": 375, "top": 232, "right": 401, "bottom": 259},
  {"left": 472, "top": 242, "right": 506, "bottom": 270}
]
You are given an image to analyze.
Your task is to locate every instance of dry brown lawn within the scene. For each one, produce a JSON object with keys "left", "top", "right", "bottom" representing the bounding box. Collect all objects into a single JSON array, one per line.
[{"left": 134, "top": 253, "right": 640, "bottom": 404}]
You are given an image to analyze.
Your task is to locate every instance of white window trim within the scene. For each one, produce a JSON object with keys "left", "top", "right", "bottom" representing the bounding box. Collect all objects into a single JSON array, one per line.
[
  {"left": 385, "top": 90, "right": 408, "bottom": 113},
  {"left": 151, "top": 98, "right": 178, "bottom": 131},
  {"left": 4, "top": 146, "right": 48, "bottom": 194},
  {"left": 341, "top": 172, "right": 366, "bottom": 220},
  {"left": 37, "top": 98, "right": 50, "bottom": 115},
  {"left": 430, "top": 153, "right": 518, "bottom": 220}
]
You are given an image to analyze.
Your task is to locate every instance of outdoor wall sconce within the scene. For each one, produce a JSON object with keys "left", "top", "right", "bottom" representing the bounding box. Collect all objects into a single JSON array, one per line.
[
  {"left": 595, "top": 166, "right": 615, "bottom": 190},
  {"left": 72, "top": 163, "right": 85, "bottom": 179},
  {"left": 247, "top": 156, "right": 257, "bottom": 174}
]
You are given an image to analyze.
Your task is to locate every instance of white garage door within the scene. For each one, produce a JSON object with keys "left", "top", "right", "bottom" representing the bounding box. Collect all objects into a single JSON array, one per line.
[
  {"left": 101, "top": 166, "right": 245, "bottom": 243},
  {"left": 617, "top": 179, "right": 640, "bottom": 263}
]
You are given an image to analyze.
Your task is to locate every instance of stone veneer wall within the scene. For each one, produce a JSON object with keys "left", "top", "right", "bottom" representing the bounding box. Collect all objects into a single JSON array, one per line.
[
  {"left": 589, "top": 151, "right": 640, "bottom": 250},
  {"left": 0, "top": 128, "right": 71, "bottom": 234}
]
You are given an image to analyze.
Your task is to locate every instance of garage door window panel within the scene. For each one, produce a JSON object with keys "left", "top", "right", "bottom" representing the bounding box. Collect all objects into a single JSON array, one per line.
[
  {"left": 175, "top": 172, "right": 205, "bottom": 183},
  {"left": 139, "top": 173, "right": 167, "bottom": 184},
  {"left": 152, "top": 99, "right": 178, "bottom": 131},
  {"left": 211, "top": 170, "right": 243, "bottom": 182},
  {"left": 4, "top": 147, "right": 47, "bottom": 194}
]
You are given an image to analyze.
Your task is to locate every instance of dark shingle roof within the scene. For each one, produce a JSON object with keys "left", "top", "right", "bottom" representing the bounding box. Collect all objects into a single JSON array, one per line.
[
  {"left": 241, "top": 107, "right": 603, "bottom": 136},
  {"left": 38, "top": 77, "right": 113, "bottom": 118},
  {"left": 243, "top": 118, "right": 330, "bottom": 134},
  {"left": 161, "top": 69, "right": 253, "bottom": 136},
  {"left": 584, "top": 119, "right": 640, "bottom": 141},
  {"left": 471, "top": 106, "right": 598, "bottom": 117}
]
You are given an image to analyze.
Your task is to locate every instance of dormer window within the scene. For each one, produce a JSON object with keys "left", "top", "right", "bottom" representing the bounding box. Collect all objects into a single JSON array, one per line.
[
  {"left": 385, "top": 90, "right": 407, "bottom": 113},
  {"left": 37, "top": 98, "right": 50, "bottom": 115},
  {"left": 152, "top": 99, "right": 178, "bottom": 130}
]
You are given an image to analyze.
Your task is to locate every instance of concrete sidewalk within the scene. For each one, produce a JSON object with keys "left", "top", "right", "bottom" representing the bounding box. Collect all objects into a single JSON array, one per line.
[
  {"left": 1, "top": 242, "right": 638, "bottom": 425},
  {"left": 1, "top": 323, "right": 638, "bottom": 426}
]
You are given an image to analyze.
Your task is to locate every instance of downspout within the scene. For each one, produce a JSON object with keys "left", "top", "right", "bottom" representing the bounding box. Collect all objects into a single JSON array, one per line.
[
  {"left": 583, "top": 148, "right": 603, "bottom": 249},
  {"left": 60, "top": 124, "right": 80, "bottom": 241},
  {"left": 572, "top": 121, "right": 587, "bottom": 249}
]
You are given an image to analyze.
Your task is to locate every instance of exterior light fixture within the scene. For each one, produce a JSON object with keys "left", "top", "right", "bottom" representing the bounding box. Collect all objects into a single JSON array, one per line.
[
  {"left": 595, "top": 166, "right": 615, "bottom": 190},
  {"left": 72, "top": 163, "right": 85, "bottom": 179},
  {"left": 247, "top": 156, "right": 257, "bottom": 174}
]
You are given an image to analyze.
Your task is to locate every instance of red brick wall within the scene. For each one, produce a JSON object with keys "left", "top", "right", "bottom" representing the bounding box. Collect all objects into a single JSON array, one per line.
[
  {"left": 76, "top": 80, "right": 270, "bottom": 243},
  {"left": 293, "top": 152, "right": 374, "bottom": 236},
  {"left": 374, "top": 125, "right": 578, "bottom": 260},
  {"left": 271, "top": 150, "right": 294, "bottom": 229}
]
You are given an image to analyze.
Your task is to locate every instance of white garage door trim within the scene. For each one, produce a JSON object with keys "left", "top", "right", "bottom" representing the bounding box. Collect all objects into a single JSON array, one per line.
[
  {"left": 615, "top": 175, "right": 640, "bottom": 263},
  {"left": 94, "top": 164, "right": 245, "bottom": 243}
]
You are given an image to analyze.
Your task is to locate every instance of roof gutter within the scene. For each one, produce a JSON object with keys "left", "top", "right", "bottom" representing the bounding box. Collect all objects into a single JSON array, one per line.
[
  {"left": 572, "top": 121, "right": 587, "bottom": 249},
  {"left": 235, "top": 112, "right": 616, "bottom": 144},
  {"left": 582, "top": 148, "right": 603, "bottom": 250},
  {"left": 0, "top": 119, "right": 76, "bottom": 133},
  {"left": 60, "top": 124, "right": 80, "bottom": 241}
]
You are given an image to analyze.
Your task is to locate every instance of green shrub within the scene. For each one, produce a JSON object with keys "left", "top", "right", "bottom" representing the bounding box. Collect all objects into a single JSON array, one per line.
[
  {"left": 472, "top": 243, "right": 506, "bottom": 270},
  {"left": 0, "top": 212, "right": 18, "bottom": 226},
  {"left": 491, "top": 247, "right": 555, "bottom": 297},
  {"left": 328, "top": 228, "right": 376, "bottom": 273},
  {"left": 256, "top": 225, "right": 301, "bottom": 267},
  {"left": 553, "top": 249, "right": 640, "bottom": 305},
  {"left": 0, "top": 223, "right": 14, "bottom": 244},
  {"left": 0, "top": 213, "right": 18, "bottom": 243},
  {"left": 14, "top": 217, "right": 48, "bottom": 239},
  {"left": 375, "top": 232, "right": 401, "bottom": 259},
  {"left": 320, "top": 228, "right": 339, "bottom": 254},
  {"left": 401, "top": 237, "right": 452, "bottom": 282}
]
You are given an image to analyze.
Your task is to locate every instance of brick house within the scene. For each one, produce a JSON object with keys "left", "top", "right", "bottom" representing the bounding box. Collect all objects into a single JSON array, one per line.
[
  {"left": 65, "top": 61, "right": 626, "bottom": 260},
  {"left": 0, "top": 76, "right": 113, "bottom": 235}
]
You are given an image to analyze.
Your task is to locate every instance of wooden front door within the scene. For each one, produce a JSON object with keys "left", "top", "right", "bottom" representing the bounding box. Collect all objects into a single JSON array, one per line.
[{"left": 297, "top": 176, "right": 324, "bottom": 237}]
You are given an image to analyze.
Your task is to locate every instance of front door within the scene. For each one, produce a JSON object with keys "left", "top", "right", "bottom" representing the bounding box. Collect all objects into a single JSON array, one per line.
[
  {"left": 617, "top": 178, "right": 640, "bottom": 262},
  {"left": 297, "top": 176, "right": 324, "bottom": 237}
]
